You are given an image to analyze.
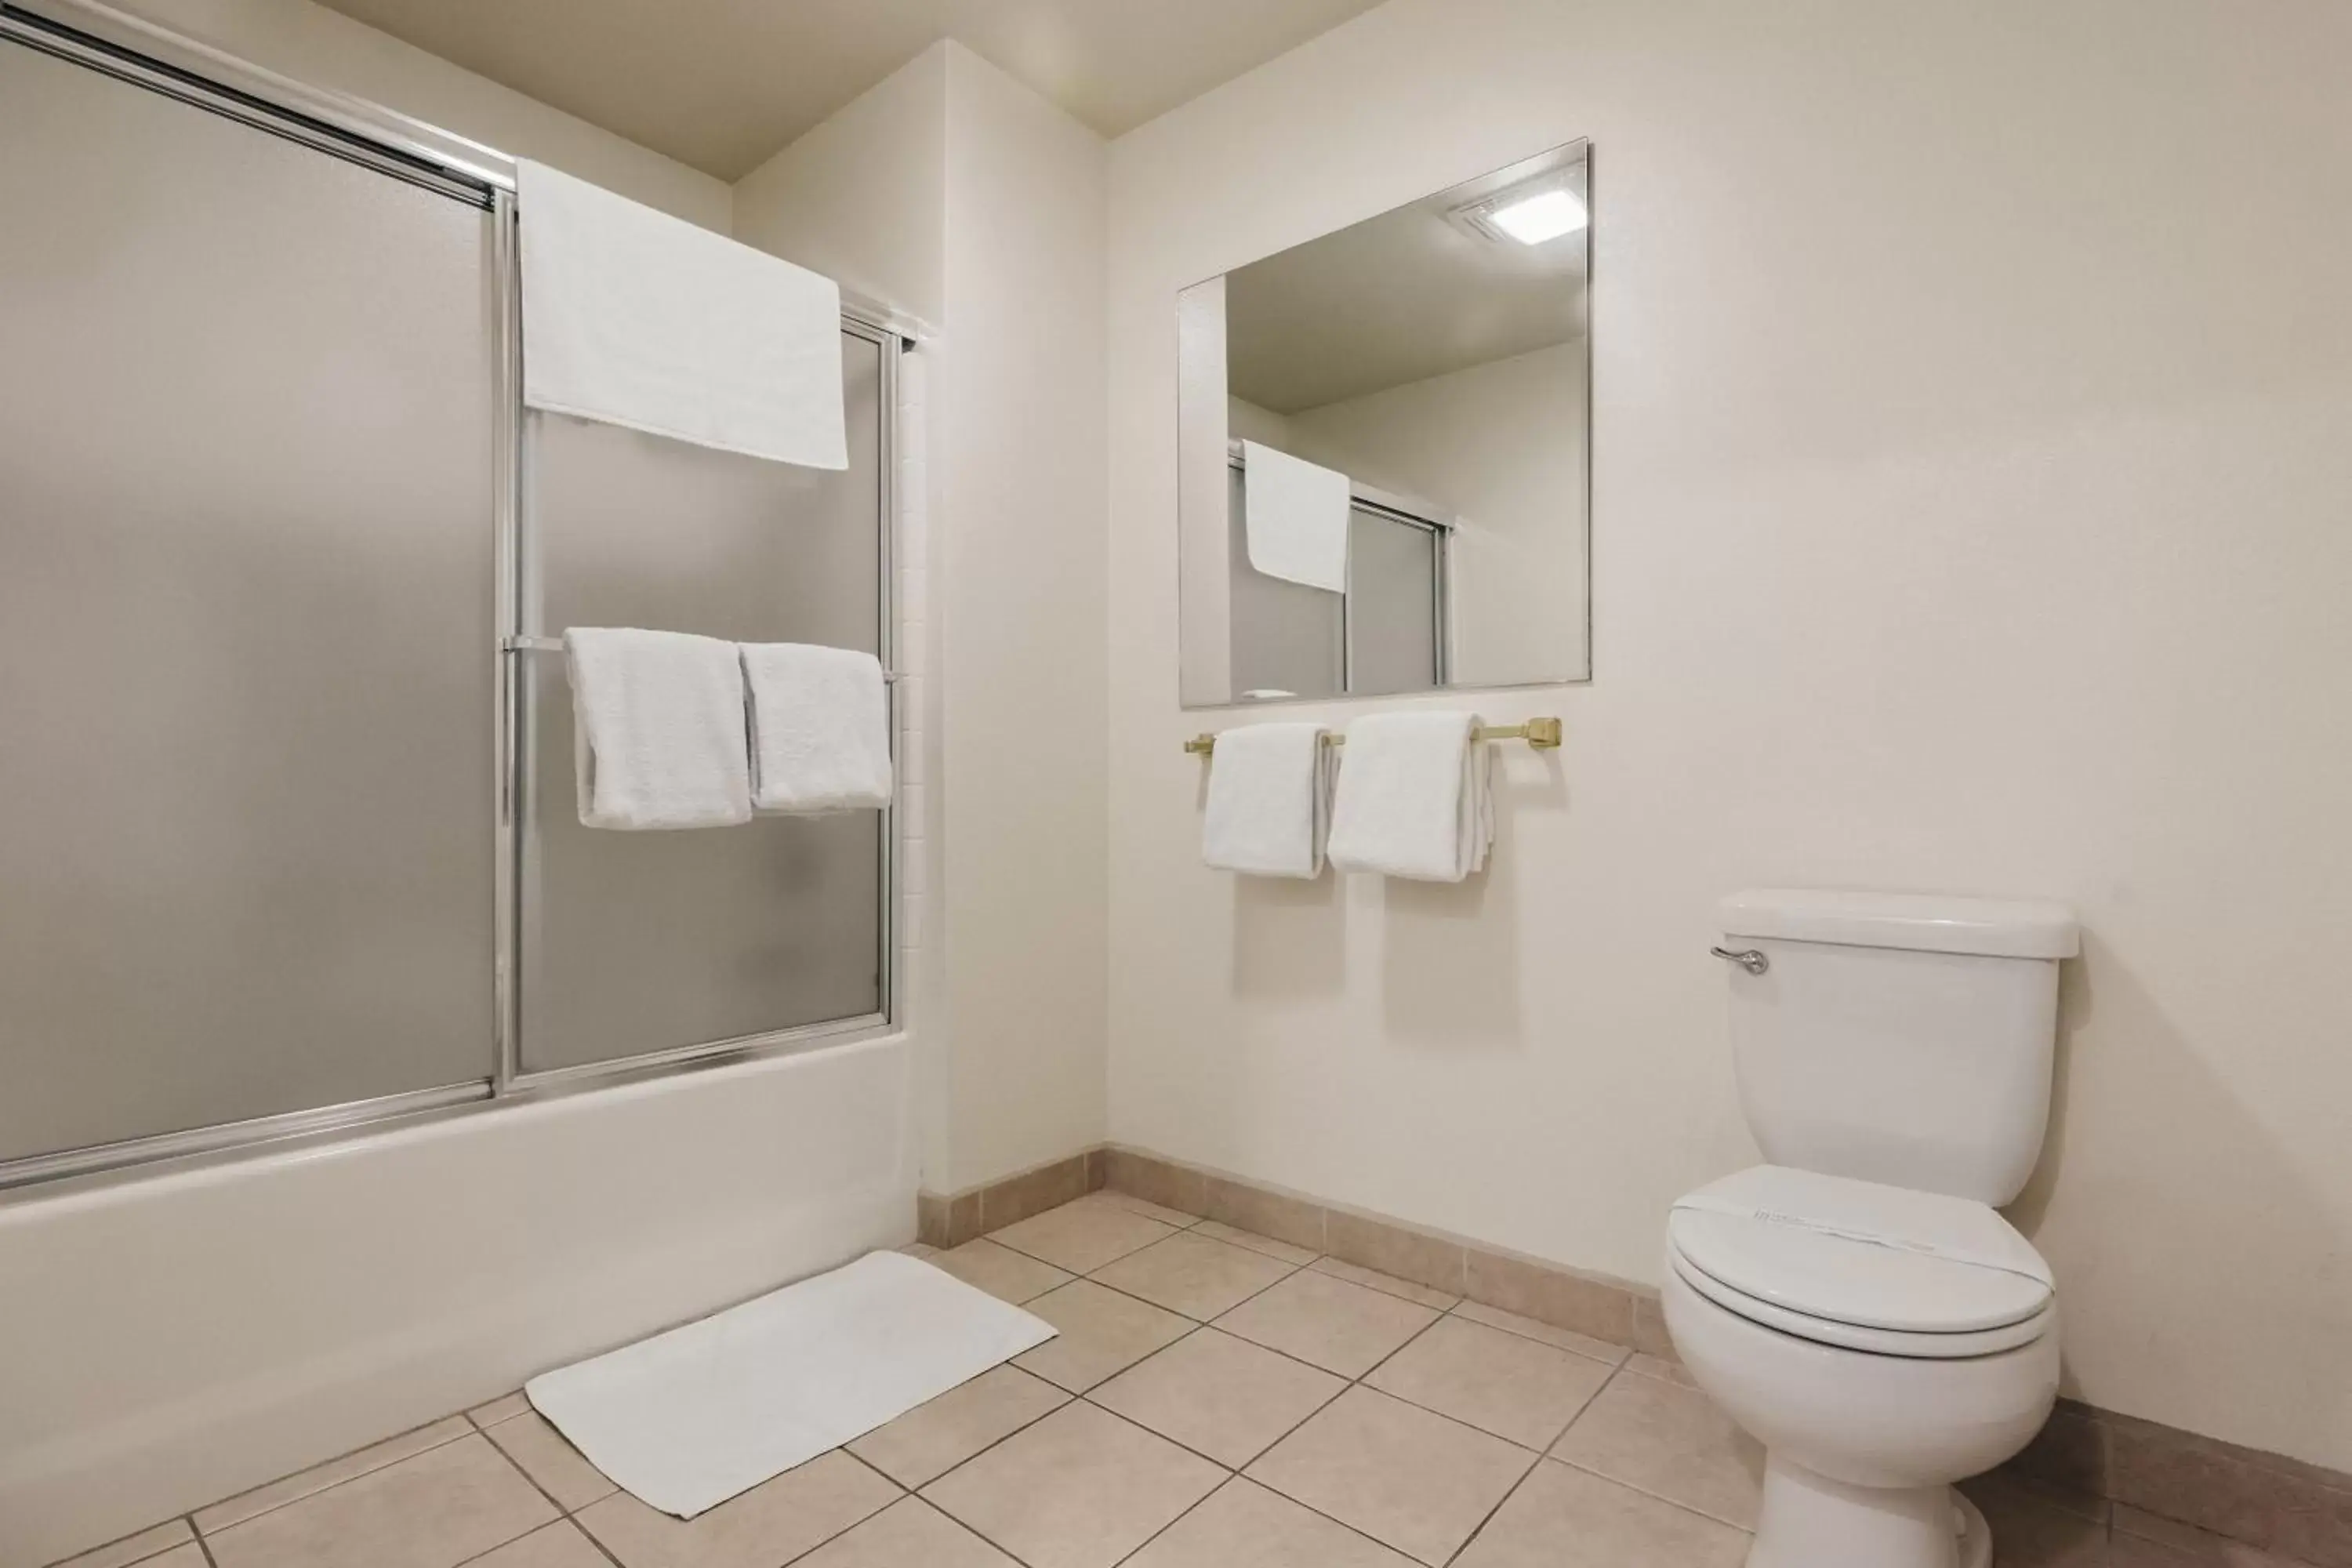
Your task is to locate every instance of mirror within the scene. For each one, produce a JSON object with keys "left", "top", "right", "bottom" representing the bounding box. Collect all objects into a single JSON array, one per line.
[{"left": 1178, "top": 141, "right": 1590, "bottom": 706}]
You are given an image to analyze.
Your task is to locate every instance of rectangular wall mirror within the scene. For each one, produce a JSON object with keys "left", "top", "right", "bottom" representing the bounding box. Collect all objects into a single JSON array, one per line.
[{"left": 1178, "top": 140, "right": 1591, "bottom": 706}]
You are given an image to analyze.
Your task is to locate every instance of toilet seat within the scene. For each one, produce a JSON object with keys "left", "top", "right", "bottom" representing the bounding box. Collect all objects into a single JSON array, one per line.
[
  {"left": 1668, "top": 1165, "right": 2055, "bottom": 1359},
  {"left": 1668, "top": 1240, "right": 2054, "bottom": 1357}
]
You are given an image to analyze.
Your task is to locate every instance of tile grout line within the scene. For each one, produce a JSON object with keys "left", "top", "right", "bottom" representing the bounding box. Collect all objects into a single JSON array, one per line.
[
  {"left": 1421, "top": 1354, "right": 1651, "bottom": 1566},
  {"left": 178, "top": 1414, "right": 480, "bottom": 1548},
  {"left": 1541, "top": 1355, "right": 1764, "bottom": 1535},
  {"left": 1054, "top": 1230, "right": 1643, "bottom": 1470},
  {"left": 188, "top": 1519, "right": 220, "bottom": 1568},
  {"left": 1425, "top": 1337, "right": 1632, "bottom": 1568},
  {"left": 449, "top": 1419, "right": 586, "bottom": 1566},
  {"left": 1081, "top": 1233, "right": 1588, "bottom": 1567},
  {"left": 1548, "top": 1452, "right": 1759, "bottom": 1534},
  {"left": 918, "top": 1229, "right": 1414, "bottom": 1564},
  {"left": 1437, "top": 1446, "right": 1550, "bottom": 1566},
  {"left": 765, "top": 1448, "right": 918, "bottom": 1568}
]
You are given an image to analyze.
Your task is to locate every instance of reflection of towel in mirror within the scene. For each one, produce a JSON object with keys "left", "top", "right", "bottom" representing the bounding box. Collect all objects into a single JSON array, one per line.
[
  {"left": 1242, "top": 441, "right": 1348, "bottom": 591},
  {"left": 1327, "top": 711, "right": 1492, "bottom": 881},
  {"left": 1203, "top": 723, "right": 1330, "bottom": 878}
]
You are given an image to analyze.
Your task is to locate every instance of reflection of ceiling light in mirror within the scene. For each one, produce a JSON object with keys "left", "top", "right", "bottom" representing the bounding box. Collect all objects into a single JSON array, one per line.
[{"left": 1486, "top": 187, "right": 1588, "bottom": 245}]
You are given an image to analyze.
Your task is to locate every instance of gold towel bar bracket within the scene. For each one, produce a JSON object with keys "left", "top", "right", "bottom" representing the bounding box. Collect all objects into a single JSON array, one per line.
[{"left": 1185, "top": 717, "right": 1561, "bottom": 756}]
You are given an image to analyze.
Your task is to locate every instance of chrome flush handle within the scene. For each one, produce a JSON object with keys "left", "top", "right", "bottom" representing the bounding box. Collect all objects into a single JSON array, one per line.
[{"left": 1710, "top": 946, "right": 1769, "bottom": 975}]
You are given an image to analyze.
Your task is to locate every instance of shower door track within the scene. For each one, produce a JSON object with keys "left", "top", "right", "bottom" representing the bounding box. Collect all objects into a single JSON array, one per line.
[{"left": 0, "top": 0, "right": 902, "bottom": 1194}]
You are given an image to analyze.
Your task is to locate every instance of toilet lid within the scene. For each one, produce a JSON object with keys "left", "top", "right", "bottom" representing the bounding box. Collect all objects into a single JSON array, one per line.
[
  {"left": 1668, "top": 1244, "right": 2055, "bottom": 1358},
  {"left": 1668, "top": 1165, "right": 2053, "bottom": 1336}
]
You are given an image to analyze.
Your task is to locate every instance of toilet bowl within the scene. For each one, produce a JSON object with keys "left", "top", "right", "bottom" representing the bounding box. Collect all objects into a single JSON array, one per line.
[
  {"left": 1661, "top": 1169, "right": 2060, "bottom": 1568},
  {"left": 1678, "top": 889, "right": 2079, "bottom": 1568}
]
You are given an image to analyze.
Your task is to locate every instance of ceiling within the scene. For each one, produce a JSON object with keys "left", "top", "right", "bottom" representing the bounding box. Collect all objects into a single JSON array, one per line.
[
  {"left": 312, "top": 0, "right": 1388, "bottom": 180},
  {"left": 1224, "top": 145, "right": 1588, "bottom": 414}
]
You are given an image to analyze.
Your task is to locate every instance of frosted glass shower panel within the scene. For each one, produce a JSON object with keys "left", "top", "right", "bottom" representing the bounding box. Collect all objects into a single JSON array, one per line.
[{"left": 516, "top": 331, "right": 890, "bottom": 1074}]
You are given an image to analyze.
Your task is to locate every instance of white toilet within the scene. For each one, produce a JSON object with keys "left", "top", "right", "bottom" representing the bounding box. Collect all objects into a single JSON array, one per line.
[{"left": 1666, "top": 889, "right": 2079, "bottom": 1568}]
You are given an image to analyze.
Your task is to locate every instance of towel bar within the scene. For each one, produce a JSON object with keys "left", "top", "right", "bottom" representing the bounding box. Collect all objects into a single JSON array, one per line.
[
  {"left": 1184, "top": 717, "right": 1561, "bottom": 756},
  {"left": 503, "top": 636, "right": 904, "bottom": 682}
]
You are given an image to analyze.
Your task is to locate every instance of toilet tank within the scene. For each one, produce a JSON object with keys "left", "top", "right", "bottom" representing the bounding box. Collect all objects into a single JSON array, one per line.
[{"left": 1717, "top": 890, "right": 2079, "bottom": 1206}]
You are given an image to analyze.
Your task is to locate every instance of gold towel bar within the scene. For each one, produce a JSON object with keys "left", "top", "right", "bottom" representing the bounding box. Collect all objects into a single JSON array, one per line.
[{"left": 1184, "top": 717, "right": 1561, "bottom": 756}]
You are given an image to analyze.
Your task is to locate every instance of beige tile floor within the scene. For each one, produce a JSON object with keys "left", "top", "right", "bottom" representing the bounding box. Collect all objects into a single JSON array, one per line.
[{"left": 59, "top": 1190, "right": 2209, "bottom": 1568}]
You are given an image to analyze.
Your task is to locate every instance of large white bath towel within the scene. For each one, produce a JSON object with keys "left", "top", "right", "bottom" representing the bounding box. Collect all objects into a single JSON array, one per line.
[
  {"left": 1202, "top": 722, "right": 1330, "bottom": 878},
  {"left": 518, "top": 160, "right": 846, "bottom": 469},
  {"left": 527, "top": 1251, "right": 1056, "bottom": 1518},
  {"left": 1327, "top": 710, "right": 1493, "bottom": 881},
  {"left": 739, "top": 641, "right": 894, "bottom": 812},
  {"left": 565, "top": 627, "right": 753, "bottom": 829}
]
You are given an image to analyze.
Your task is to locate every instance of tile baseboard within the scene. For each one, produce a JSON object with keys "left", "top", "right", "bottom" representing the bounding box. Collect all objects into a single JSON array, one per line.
[
  {"left": 1093, "top": 1145, "right": 1671, "bottom": 1357},
  {"left": 1087, "top": 1142, "right": 2352, "bottom": 1568},
  {"left": 916, "top": 1147, "right": 1108, "bottom": 1248}
]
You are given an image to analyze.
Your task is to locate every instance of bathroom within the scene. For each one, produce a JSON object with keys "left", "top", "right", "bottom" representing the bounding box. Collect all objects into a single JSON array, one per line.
[{"left": 1, "top": 0, "right": 2347, "bottom": 1564}]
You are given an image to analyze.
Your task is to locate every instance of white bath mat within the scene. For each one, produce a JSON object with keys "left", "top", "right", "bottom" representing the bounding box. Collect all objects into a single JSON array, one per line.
[{"left": 525, "top": 1250, "right": 1057, "bottom": 1517}]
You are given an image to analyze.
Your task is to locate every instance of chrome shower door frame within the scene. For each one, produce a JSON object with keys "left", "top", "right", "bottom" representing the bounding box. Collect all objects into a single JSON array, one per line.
[{"left": 0, "top": 0, "right": 901, "bottom": 1191}]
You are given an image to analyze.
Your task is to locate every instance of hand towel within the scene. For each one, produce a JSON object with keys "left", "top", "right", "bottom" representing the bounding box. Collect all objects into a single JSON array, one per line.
[
  {"left": 518, "top": 160, "right": 846, "bottom": 469},
  {"left": 1202, "top": 722, "right": 1330, "bottom": 878},
  {"left": 566, "top": 628, "right": 753, "bottom": 829},
  {"left": 739, "top": 642, "right": 894, "bottom": 812},
  {"left": 1242, "top": 440, "right": 1349, "bottom": 592},
  {"left": 1327, "top": 711, "right": 1494, "bottom": 881}
]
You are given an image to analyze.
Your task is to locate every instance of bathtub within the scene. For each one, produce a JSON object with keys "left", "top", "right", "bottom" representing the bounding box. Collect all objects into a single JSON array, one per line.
[{"left": 0, "top": 1033, "right": 915, "bottom": 1565}]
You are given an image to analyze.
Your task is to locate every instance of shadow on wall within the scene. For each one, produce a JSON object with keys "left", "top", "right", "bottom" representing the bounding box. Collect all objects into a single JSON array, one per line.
[
  {"left": 1233, "top": 872, "right": 1344, "bottom": 998},
  {"left": 1377, "top": 749, "right": 1568, "bottom": 1047},
  {"left": 2006, "top": 932, "right": 2349, "bottom": 1454}
]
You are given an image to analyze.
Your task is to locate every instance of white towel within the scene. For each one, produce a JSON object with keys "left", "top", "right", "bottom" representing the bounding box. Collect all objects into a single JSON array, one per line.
[
  {"left": 566, "top": 628, "right": 753, "bottom": 829},
  {"left": 1202, "top": 723, "right": 1330, "bottom": 878},
  {"left": 1327, "top": 711, "right": 1494, "bottom": 882},
  {"left": 517, "top": 160, "right": 847, "bottom": 469},
  {"left": 739, "top": 643, "right": 894, "bottom": 812},
  {"left": 1242, "top": 441, "right": 1349, "bottom": 592}
]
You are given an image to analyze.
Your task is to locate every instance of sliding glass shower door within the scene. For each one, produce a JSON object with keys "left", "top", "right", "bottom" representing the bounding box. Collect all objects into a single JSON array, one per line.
[
  {"left": 0, "top": 9, "right": 897, "bottom": 1183},
  {"left": 514, "top": 335, "right": 892, "bottom": 1077},
  {"left": 0, "top": 34, "right": 499, "bottom": 1165}
]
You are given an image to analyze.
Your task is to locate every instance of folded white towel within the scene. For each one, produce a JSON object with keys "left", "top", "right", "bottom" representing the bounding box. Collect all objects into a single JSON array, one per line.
[
  {"left": 1202, "top": 723, "right": 1330, "bottom": 878},
  {"left": 1242, "top": 441, "right": 1349, "bottom": 592},
  {"left": 518, "top": 160, "right": 846, "bottom": 470},
  {"left": 1327, "top": 711, "right": 1493, "bottom": 882},
  {"left": 739, "top": 642, "right": 894, "bottom": 812},
  {"left": 566, "top": 628, "right": 753, "bottom": 829}
]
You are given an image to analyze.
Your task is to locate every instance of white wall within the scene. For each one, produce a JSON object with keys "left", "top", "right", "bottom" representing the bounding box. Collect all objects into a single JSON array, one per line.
[
  {"left": 1284, "top": 342, "right": 1586, "bottom": 685},
  {"left": 102, "top": 0, "right": 730, "bottom": 227},
  {"left": 935, "top": 44, "right": 1111, "bottom": 1189},
  {"left": 735, "top": 44, "right": 1111, "bottom": 1194},
  {"left": 1106, "top": 0, "right": 2352, "bottom": 1472},
  {"left": 731, "top": 45, "right": 949, "bottom": 324}
]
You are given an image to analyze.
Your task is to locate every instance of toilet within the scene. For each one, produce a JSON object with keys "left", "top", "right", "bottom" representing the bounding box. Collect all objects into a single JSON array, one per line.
[{"left": 1666, "top": 889, "right": 2079, "bottom": 1568}]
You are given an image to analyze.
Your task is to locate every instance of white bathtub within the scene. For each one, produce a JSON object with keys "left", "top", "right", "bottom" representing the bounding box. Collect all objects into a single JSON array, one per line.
[{"left": 0, "top": 1033, "right": 916, "bottom": 1565}]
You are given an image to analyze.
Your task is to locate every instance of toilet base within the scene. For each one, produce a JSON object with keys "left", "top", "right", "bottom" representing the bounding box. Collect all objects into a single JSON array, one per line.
[{"left": 1746, "top": 1456, "right": 1990, "bottom": 1568}]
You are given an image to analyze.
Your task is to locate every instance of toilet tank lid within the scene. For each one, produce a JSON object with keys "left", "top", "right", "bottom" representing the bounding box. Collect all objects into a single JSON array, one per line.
[{"left": 1718, "top": 889, "right": 2078, "bottom": 959}]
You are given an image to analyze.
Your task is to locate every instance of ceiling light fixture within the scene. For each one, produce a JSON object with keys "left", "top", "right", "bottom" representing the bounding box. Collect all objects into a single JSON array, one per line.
[{"left": 1485, "top": 187, "right": 1588, "bottom": 245}]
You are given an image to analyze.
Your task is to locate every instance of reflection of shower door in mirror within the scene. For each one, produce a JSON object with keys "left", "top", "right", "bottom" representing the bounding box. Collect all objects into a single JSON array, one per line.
[
  {"left": 1225, "top": 464, "right": 1445, "bottom": 700},
  {"left": 1346, "top": 506, "right": 1444, "bottom": 696},
  {"left": 517, "top": 332, "right": 891, "bottom": 1078}
]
